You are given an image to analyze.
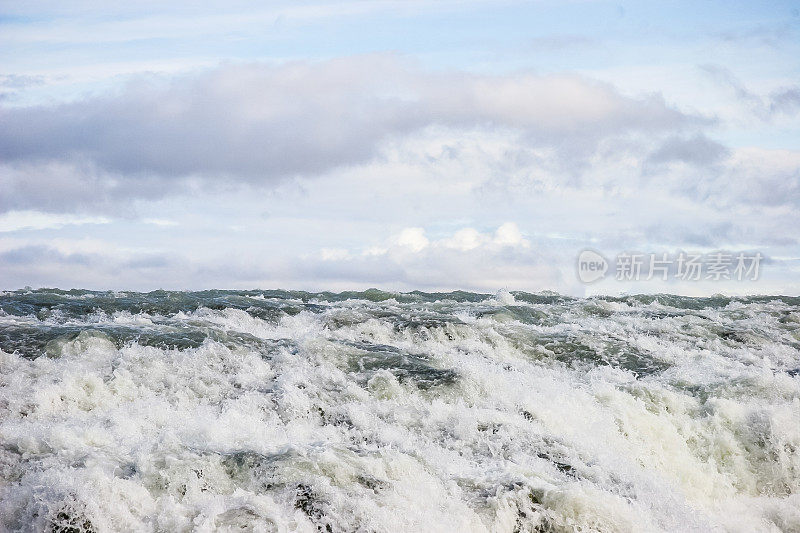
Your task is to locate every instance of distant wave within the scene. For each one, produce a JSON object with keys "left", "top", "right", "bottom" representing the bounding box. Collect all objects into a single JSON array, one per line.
[{"left": 1, "top": 289, "right": 799, "bottom": 532}]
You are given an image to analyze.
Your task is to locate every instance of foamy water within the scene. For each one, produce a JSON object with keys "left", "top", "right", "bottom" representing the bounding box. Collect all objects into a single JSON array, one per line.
[{"left": 1, "top": 289, "right": 799, "bottom": 532}]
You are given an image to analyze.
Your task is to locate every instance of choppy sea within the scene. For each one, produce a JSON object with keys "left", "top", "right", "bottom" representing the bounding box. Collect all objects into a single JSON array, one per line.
[{"left": 1, "top": 289, "right": 799, "bottom": 532}]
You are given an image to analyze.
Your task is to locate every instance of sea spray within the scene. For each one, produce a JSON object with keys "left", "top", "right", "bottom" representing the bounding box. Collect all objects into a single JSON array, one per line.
[{"left": 0, "top": 289, "right": 799, "bottom": 532}]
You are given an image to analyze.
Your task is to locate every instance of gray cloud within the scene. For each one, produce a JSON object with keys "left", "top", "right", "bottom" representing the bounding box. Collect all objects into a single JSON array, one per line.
[
  {"left": 645, "top": 134, "right": 728, "bottom": 167},
  {"left": 527, "top": 35, "right": 598, "bottom": 51},
  {"left": 769, "top": 87, "right": 800, "bottom": 116},
  {"left": 724, "top": 156, "right": 800, "bottom": 208},
  {"left": 0, "top": 56, "right": 702, "bottom": 214},
  {"left": 0, "top": 245, "right": 93, "bottom": 266},
  {"left": 700, "top": 64, "right": 800, "bottom": 119},
  {"left": 714, "top": 23, "right": 798, "bottom": 48},
  {"left": 0, "top": 236, "right": 563, "bottom": 293},
  {"left": 643, "top": 221, "right": 798, "bottom": 249},
  {"left": 0, "top": 74, "right": 47, "bottom": 89},
  {"left": 0, "top": 74, "right": 48, "bottom": 102},
  {"left": 0, "top": 244, "right": 188, "bottom": 290},
  {"left": 640, "top": 134, "right": 730, "bottom": 192},
  {"left": 700, "top": 64, "right": 761, "bottom": 104}
]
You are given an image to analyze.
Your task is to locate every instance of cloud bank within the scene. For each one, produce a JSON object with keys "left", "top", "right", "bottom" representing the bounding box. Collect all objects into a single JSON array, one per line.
[
  {"left": 1, "top": 55, "right": 700, "bottom": 213},
  {"left": 0, "top": 222, "right": 567, "bottom": 292}
]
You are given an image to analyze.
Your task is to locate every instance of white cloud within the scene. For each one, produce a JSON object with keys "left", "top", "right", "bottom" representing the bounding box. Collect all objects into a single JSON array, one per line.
[
  {"left": 443, "top": 228, "right": 485, "bottom": 251},
  {"left": 0, "top": 30, "right": 797, "bottom": 295},
  {"left": 291, "top": 222, "right": 564, "bottom": 292},
  {"left": 394, "top": 228, "right": 429, "bottom": 253},
  {"left": 0, "top": 211, "right": 110, "bottom": 232},
  {"left": 494, "top": 222, "right": 529, "bottom": 247},
  {"left": 319, "top": 248, "right": 350, "bottom": 261},
  {"left": 142, "top": 218, "right": 179, "bottom": 227}
]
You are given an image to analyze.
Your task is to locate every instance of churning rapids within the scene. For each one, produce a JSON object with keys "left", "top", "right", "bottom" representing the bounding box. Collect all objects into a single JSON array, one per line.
[{"left": 0, "top": 289, "right": 799, "bottom": 532}]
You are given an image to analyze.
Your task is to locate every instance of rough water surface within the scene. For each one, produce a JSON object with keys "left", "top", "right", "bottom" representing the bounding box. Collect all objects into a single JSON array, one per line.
[{"left": 0, "top": 288, "right": 799, "bottom": 532}]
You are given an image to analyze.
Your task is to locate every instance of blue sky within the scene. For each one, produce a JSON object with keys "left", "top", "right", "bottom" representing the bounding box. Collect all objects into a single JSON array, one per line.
[{"left": 1, "top": 0, "right": 799, "bottom": 295}]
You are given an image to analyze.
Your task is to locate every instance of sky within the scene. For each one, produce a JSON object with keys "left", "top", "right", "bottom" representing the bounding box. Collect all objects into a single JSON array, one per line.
[{"left": 1, "top": 0, "right": 799, "bottom": 296}]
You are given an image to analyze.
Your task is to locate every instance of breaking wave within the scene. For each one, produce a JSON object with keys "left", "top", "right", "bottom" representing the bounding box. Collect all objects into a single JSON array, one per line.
[{"left": 1, "top": 288, "right": 799, "bottom": 532}]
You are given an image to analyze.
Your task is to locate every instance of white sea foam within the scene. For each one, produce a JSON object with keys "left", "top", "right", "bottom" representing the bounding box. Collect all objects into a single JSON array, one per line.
[{"left": 0, "top": 292, "right": 798, "bottom": 531}]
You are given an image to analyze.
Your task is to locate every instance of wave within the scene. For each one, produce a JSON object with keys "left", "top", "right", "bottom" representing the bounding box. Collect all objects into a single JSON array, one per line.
[{"left": 0, "top": 289, "right": 799, "bottom": 532}]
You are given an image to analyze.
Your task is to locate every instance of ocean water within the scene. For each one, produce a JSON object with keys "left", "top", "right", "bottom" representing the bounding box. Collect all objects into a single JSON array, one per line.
[{"left": 0, "top": 289, "right": 799, "bottom": 533}]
